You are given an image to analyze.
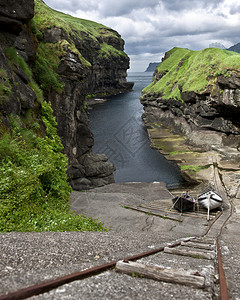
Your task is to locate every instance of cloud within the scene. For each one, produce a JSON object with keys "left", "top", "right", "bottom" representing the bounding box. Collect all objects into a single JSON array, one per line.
[
  {"left": 43, "top": 0, "right": 240, "bottom": 71},
  {"left": 98, "top": 0, "right": 159, "bottom": 17},
  {"left": 162, "top": 0, "right": 225, "bottom": 11},
  {"left": 42, "top": 0, "right": 98, "bottom": 12}
]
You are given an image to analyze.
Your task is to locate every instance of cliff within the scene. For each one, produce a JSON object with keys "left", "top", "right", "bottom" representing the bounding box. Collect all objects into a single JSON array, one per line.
[
  {"left": 145, "top": 62, "right": 160, "bottom": 72},
  {"left": 0, "top": 0, "right": 133, "bottom": 191},
  {"left": 141, "top": 47, "right": 240, "bottom": 150},
  {"left": 228, "top": 42, "right": 240, "bottom": 53}
]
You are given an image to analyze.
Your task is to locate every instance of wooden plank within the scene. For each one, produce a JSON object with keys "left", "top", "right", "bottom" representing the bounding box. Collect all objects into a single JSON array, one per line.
[
  {"left": 115, "top": 260, "right": 205, "bottom": 289},
  {"left": 191, "top": 238, "right": 216, "bottom": 245},
  {"left": 140, "top": 204, "right": 215, "bottom": 219},
  {"left": 181, "top": 241, "right": 215, "bottom": 250},
  {"left": 140, "top": 204, "right": 209, "bottom": 218},
  {"left": 164, "top": 246, "right": 215, "bottom": 260},
  {"left": 124, "top": 206, "right": 183, "bottom": 222}
]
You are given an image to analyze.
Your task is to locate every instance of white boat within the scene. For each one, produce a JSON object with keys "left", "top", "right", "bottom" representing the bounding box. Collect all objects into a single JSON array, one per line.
[{"left": 198, "top": 191, "right": 223, "bottom": 220}]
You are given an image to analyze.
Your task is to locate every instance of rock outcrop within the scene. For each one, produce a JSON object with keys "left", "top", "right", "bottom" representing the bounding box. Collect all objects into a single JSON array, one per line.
[
  {"left": 145, "top": 62, "right": 160, "bottom": 72},
  {"left": 0, "top": 0, "right": 34, "bottom": 33},
  {"left": 0, "top": 0, "right": 133, "bottom": 190},
  {"left": 141, "top": 47, "right": 240, "bottom": 151},
  {"left": 227, "top": 42, "right": 240, "bottom": 53}
]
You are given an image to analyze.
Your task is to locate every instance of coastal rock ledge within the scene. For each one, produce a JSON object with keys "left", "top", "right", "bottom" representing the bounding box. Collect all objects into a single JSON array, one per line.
[
  {"left": 141, "top": 47, "right": 240, "bottom": 151},
  {"left": 0, "top": 0, "right": 133, "bottom": 190},
  {"left": 141, "top": 47, "right": 240, "bottom": 196}
]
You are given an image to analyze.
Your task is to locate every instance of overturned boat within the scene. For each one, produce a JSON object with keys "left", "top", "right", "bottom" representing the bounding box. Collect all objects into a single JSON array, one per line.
[
  {"left": 198, "top": 191, "right": 223, "bottom": 210},
  {"left": 172, "top": 191, "right": 195, "bottom": 213},
  {"left": 198, "top": 190, "right": 223, "bottom": 220}
]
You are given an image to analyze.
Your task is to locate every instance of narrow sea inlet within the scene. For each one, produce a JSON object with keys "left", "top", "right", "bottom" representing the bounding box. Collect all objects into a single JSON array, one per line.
[{"left": 89, "top": 72, "right": 184, "bottom": 188}]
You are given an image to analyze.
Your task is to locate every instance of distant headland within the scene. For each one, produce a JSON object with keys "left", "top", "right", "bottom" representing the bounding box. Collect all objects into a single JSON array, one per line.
[{"left": 145, "top": 62, "right": 160, "bottom": 72}]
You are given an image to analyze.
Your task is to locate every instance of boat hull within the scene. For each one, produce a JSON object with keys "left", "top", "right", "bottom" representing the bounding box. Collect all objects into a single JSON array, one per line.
[
  {"left": 172, "top": 194, "right": 195, "bottom": 212},
  {"left": 198, "top": 191, "right": 222, "bottom": 210}
]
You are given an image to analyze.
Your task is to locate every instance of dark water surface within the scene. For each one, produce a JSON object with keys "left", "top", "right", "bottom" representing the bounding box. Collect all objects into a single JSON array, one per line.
[{"left": 89, "top": 72, "right": 184, "bottom": 188}]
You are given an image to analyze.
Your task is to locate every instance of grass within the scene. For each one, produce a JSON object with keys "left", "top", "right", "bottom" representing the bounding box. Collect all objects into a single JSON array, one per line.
[
  {"left": 0, "top": 0, "right": 130, "bottom": 233},
  {"left": 180, "top": 164, "right": 210, "bottom": 173},
  {"left": 34, "top": 0, "right": 108, "bottom": 38},
  {"left": 98, "top": 43, "right": 128, "bottom": 60},
  {"left": 169, "top": 150, "right": 194, "bottom": 156},
  {"left": 0, "top": 101, "right": 107, "bottom": 232},
  {"left": 142, "top": 47, "right": 240, "bottom": 100},
  {"left": 0, "top": 69, "right": 11, "bottom": 104},
  {"left": 5, "top": 47, "right": 44, "bottom": 103},
  {"left": 33, "top": 0, "right": 122, "bottom": 50},
  {"left": 31, "top": 0, "right": 128, "bottom": 94},
  {"left": 33, "top": 42, "right": 64, "bottom": 93}
]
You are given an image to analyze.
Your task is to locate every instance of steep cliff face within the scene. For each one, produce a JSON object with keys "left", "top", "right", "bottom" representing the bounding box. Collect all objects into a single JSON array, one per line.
[
  {"left": 145, "top": 62, "right": 160, "bottom": 72},
  {"left": 141, "top": 47, "right": 240, "bottom": 150},
  {"left": 0, "top": 0, "right": 133, "bottom": 190}
]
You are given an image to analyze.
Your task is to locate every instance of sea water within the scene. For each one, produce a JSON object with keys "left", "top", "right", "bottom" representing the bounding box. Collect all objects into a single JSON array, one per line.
[{"left": 89, "top": 72, "right": 184, "bottom": 188}]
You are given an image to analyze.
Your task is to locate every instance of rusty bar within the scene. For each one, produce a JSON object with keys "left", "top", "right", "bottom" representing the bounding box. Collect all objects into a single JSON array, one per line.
[
  {"left": 217, "top": 238, "right": 229, "bottom": 300},
  {"left": 0, "top": 261, "right": 115, "bottom": 300},
  {"left": 1, "top": 241, "right": 182, "bottom": 300},
  {"left": 124, "top": 205, "right": 183, "bottom": 222}
]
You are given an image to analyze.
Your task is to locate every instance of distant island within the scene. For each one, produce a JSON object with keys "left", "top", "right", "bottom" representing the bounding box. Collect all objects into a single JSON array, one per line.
[
  {"left": 227, "top": 42, "right": 240, "bottom": 53},
  {"left": 145, "top": 62, "right": 160, "bottom": 72}
]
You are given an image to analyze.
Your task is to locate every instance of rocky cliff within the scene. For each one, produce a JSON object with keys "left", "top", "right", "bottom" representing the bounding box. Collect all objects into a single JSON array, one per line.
[
  {"left": 141, "top": 47, "right": 240, "bottom": 151},
  {"left": 145, "top": 62, "right": 160, "bottom": 72},
  {"left": 227, "top": 42, "right": 240, "bottom": 53},
  {"left": 0, "top": 0, "right": 133, "bottom": 190}
]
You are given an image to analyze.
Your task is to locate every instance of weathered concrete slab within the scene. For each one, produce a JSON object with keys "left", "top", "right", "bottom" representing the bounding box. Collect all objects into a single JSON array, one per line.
[
  {"left": 1, "top": 181, "right": 240, "bottom": 299},
  {"left": 70, "top": 182, "right": 210, "bottom": 235}
]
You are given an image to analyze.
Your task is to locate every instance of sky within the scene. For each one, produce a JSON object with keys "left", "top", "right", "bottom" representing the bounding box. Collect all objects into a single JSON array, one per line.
[{"left": 43, "top": 0, "right": 240, "bottom": 72}]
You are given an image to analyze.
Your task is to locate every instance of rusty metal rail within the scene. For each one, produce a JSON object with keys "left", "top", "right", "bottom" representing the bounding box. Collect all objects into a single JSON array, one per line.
[
  {"left": 0, "top": 163, "right": 233, "bottom": 300},
  {"left": 0, "top": 240, "right": 185, "bottom": 300}
]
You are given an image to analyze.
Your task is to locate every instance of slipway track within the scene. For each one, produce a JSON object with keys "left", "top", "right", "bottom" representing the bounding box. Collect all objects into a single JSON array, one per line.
[{"left": 0, "top": 165, "right": 233, "bottom": 300}]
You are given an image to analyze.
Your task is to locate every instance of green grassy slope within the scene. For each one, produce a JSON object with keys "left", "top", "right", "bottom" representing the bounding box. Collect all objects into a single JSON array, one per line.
[
  {"left": 142, "top": 47, "right": 240, "bottom": 100},
  {"left": 33, "top": 0, "right": 128, "bottom": 69},
  {"left": 34, "top": 0, "right": 111, "bottom": 39},
  {"left": 0, "top": 0, "right": 126, "bottom": 232}
]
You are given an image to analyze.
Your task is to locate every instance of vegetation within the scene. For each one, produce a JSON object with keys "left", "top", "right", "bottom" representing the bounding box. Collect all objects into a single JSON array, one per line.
[
  {"left": 33, "top": 42, "right": 64, "bottom": 93},
  {"left": 142, "top": 47, "right": 240, "bottom": 100},
  {"left": 5, "top": 47, "right": 43, "bottom": 103},
  {"left": 34, "top": 0, "right": 110, "bottom": 40},
  {"left": 0, "top": 101, "right": 107, "bottom": 232},
  {"left": 180, "top": 165, "right": 210, "bottom": 173},
  {"left": 0, "top": 0, "right": 129, "bottom": 233},
  {"left": 0, "top": 69, "right": 11, "bottom": 104},
  {"left": 31, "top": 0, "right": 127, "bottom": 94},
  {"left": 0, "top": 48, "right": 107, "bottom": 232},
  {"left": 98, "top": 43, "right": 128, "bottom": 60},
  {"left": 33, "top": 0, "right": 124, "bottom": 59}
]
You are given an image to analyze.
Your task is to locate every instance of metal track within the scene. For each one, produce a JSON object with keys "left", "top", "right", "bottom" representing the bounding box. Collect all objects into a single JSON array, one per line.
[{"left": 0, "top": 164, "right": 233, "bottom": 300}]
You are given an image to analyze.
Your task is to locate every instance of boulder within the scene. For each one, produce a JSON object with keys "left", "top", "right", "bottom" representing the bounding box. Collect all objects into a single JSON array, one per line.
[
  {"left": 0, "top": 0, "right": 34, "bottom": 33},
  {"left": 79, "top": 153, "right": 116, "bottom": 178},
  {"left": 70, "top": 177, "right": 92, "bottom": 191}
]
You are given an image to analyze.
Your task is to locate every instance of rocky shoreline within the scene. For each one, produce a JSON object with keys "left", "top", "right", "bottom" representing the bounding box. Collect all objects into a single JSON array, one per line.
[
  {"left": 140, "top": 47, "right": 240, "bottom": 208},
  {"left": 142, "top": 104, "right": 240, "bottom": 214}
]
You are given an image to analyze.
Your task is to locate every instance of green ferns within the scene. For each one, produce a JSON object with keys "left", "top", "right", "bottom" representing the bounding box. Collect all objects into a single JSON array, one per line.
[{"left": 143, "top": 47, "right": 240, "bottom": 100}]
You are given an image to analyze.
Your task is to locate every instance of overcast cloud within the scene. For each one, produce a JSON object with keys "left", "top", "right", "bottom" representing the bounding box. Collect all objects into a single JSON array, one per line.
[{"left": 43, "top": 0, "right": 240, "bottom": 71}]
